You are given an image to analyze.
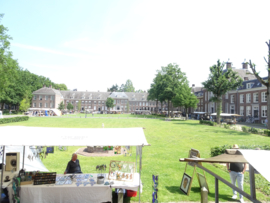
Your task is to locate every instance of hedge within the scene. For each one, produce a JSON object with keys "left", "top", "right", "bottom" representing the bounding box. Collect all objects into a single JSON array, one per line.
[
  {"left": 210, "top": 144, "right": 270, "bottom": 157},
  {"left": 199, "top": 120, "right": 217, "bottom": 126},
  {"left": 0, "top": 116, "right": 29, "bottom": 124}
]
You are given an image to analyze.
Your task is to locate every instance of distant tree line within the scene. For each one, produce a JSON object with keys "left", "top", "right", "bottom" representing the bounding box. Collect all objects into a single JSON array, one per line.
[
  {"left": 0, "top": 14, "right": 67, "bottom": 111},
  {"left": 107, "top": 79, "right": 145, "bottom": 93}
]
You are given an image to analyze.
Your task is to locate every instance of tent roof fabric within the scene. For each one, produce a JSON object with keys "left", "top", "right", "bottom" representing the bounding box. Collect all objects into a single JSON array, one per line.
[
  {"left": 0, "top": 126, "right": 149, "bottom": 146},
  {"left": 239, "top": 150, "right": 270, "bottom": 183},
  {"left": 181, "top": 153, "right": 248, "bottom": 163}
]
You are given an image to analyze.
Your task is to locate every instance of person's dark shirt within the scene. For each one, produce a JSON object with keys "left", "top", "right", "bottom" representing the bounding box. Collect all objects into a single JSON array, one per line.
[
  {"left": 65, "top": 159, "right": 82, "bottom": 174},
  {"left": 230, "top": 163, "right": 244, "bottom": 172}
]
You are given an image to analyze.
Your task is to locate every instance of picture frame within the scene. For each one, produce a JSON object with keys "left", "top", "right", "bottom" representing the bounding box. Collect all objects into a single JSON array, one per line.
[
  {"left": 180, "top": 173, "right": 192, "bottom": 195},
  {"left": 188, "top": 149, "right": 200, "bottom": 167},
  {"left": 197, "top": 172, "right": 209, "bottom": 192}
]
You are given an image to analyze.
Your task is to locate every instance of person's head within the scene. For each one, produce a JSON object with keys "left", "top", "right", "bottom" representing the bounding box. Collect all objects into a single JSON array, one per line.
[
  {"left": 71, "top": 153, "right": 77, "bottom": 161},
  {"left": 232, "top": 144, "right": 239, "bottom": 149}
]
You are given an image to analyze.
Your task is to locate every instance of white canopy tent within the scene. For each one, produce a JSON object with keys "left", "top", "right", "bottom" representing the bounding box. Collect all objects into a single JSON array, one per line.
[
  {"left": 0, "top": 146, "right": 48, "bottom": 172},
  {"left": 210, "top": 113, "right": 241, "bottom": 117},
  {"left": 0, "top": 126, "right": 149, "bottom": 203}
]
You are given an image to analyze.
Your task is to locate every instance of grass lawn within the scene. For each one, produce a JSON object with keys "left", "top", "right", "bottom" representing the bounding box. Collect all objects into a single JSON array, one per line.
[{"left": 1, "top": 116, "right": 270, "bottom": 202}]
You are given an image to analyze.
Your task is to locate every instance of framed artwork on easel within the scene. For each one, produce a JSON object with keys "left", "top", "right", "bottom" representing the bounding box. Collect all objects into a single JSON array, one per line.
[{"left": 180, "top": 173, "right": 192, "bottom": 195}]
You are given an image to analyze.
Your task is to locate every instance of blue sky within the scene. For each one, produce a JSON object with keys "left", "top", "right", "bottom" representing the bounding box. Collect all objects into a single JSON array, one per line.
[{"left": 1, "top": 0, "right": 270, "bottom": 91}]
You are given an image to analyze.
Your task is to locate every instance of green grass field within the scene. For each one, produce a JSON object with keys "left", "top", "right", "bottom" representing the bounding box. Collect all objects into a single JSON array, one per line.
[{"left": 2, "top": 116, "right": 270, "bottom": 202}]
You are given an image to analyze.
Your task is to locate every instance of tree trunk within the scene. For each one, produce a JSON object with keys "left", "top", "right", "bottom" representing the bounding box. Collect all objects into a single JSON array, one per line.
[
  {"left": 217, "top": 99, "right": 222, "bottom": 124},
  {"left": 170, "top": 101, "right": 174, "bottom": 117},
  {"left": 167, "top": 100, "right": 170, "bottom": 118},
  {"left": 185, "top": 107, "right": 188, "bottom": 120},
  {"left": 156, "top": 100, "right": 158, "bottom": 114}
]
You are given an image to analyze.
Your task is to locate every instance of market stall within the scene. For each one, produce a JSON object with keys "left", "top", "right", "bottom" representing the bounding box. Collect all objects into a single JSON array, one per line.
[
  {"left": 0, "top": 126, "right": 149, "bottom": 203},
  {"left": 210, "top": 113, "right": 242, "bottom": 124},
  {"left": 179, "top": 149, "right": 270, "bottom": 203}
]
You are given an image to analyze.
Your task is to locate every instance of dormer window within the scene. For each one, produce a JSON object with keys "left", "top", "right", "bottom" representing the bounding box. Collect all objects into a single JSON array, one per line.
[{"left": 246, "top": 83, "right": 253, "bottom": 89}]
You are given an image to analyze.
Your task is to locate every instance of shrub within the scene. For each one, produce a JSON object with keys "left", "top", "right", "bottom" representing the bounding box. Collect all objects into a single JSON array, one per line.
[
  {"left": 224, "top": 124, "right": 231, "bottom": 129},
  {"left": 264, "top": 130, "right": 270, "bottom": 136},
  {"left": 210, "top": 144, "right": 270, "bottom": 157},
  {"left": 103, "top": 146, "right": 108, "bottom": 151},
  {"left": 0, "top": 116, "right": 29, "bottom": 124},
  {"left": 242, "top": 126, "right": 250, "bottom": 132},
  {"left": 200, "top": 120, "right": 217, "bottom": 126}
]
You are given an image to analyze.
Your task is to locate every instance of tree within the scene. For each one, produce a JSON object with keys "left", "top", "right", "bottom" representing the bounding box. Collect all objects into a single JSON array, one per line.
[
  {"left": 126, "top": 101, "right": 130, "bottom": 113},
  {"left": 202, "top": 60, "right": 243, "bottom": 124},
  {"left": 124, "top": 79, "right": 135, "bottom": 92},
  {"left": 157, "top": 63, "right": 187, "bottom": 117},
  {"left": 135, "top": 89, "right": 144, "bottom": 93},
  {"left": 248, "top": 40, "right": 270, "bottom": 129},
  {"left": 106, "top": 98, "right": 114, "bottom": 111},
  {"left": 67, "top": 102, "right": 73, "bottom": 111},
  {"left": 77, "top": 100, "right": 81, "bottom": 111},
  {"left": 58, "top": 101, "right": 65, "bottom": 112},
  {"left": 107, "top": 84, "right": 119, "bottom": 92},
  {"left": 54, "top": 83, "right": 68, "bottom": 90},
  {"left": 172, "top": 84, "right": 198, "bottom": 120},
  {"left": 19, "top": 97, "right": 30, "bottom": 112}
]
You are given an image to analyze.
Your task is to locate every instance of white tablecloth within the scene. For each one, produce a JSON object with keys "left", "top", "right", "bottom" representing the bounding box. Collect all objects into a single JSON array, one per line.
[{"left": 7, "top": 173, "right": 142, "bottom": 203}]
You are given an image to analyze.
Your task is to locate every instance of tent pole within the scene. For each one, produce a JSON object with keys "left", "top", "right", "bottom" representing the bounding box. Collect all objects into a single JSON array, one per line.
[
  {"left": 249, "top": 164, "right": 256, "bottom": 200},
  {"left": 136, "top": 147, "right": 137, "bottom": 173},
  {"left": 22, "top": 146, "right": 25, "bottom": 169},
  {"left": 215, "top": 177, "right": 219, "bottom": 203},
  {"left": 139, "top": 145, "right": 142, "bottom": 203},
  {"left": 0, "top": 146, "right": 5, "bottom": 203}
]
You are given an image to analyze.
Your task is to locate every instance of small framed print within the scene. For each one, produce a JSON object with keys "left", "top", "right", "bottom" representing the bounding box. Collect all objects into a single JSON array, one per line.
[
  {"left": 188, "top": 149, "right": 200, "bottom": 167},
  {"left": 180, "top": 173, "right": 192, "bottom": 195},
  {"left": 197, "top": 172, "right": 209, "bottom": 192}
]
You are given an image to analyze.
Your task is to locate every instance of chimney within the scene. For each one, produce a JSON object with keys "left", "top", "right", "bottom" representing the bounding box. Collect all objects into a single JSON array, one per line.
[
  {"left": 192, "top": 84, "right": 195, "bottom": 87},
  {"left": 226, "top": 62, "right": 232, "bottom": 69},
  {"left": 244, "top": 77, "right": 249, "bottom": 81},
  {"left": 242, "top": 62, "right": 248, "bottom": 69}
]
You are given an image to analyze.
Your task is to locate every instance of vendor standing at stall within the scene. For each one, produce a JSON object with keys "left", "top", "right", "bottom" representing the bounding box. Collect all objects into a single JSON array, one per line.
[{"left": 64, "top": 153, "right": 83, "bottom": 174}]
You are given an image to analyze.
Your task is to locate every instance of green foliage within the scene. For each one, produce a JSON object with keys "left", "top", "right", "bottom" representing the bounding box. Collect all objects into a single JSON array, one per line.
[
  {"left": 19, "top": 97, "right": 30, "bottom": 112},
  {"left": 264, "top": 129, "right": 270, "bottom": 136},
  {"left": 58, "top": 101, "right": 65, "bottom": 111},
  {"left": 77, "top": 100, "right": 81, "bottom": 111},
  {"left": 67, "top": 102, "right": 73, "bottom": 111},
  {"left": 223, "top": 124, "right": 231, "bottom": 129},
  {"left": 202, "top": 60, "right": 243, "bottom": 124},
  {"left": 0, "top": 116, "right": 29, "bottom": 124},
  {"left": 242, "top": 126, "right": 249, "bottom": 132},
  {"left": 53, "top": 83, "right": 67, "bottom": 90},
  {"left": 103, "top": 146, "right": 108, "bottom": 151},
  {"left": 126, "top": 101, "right": 130, "bottom": 112},
  {"left": 199, "top": 120, "right": 217, "bottom": 126},
  {"left": 107, "top": 79, "right": 135, "bottom": 92},
  {"left": 106, "top": 98, "right": 114, "bottom": 110},
  {"left": 210, "top": 144, "right": 270, "bottom": 157}
]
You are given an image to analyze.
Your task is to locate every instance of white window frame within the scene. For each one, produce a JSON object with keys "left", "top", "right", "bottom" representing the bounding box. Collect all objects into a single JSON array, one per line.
[
  {"left": 39, "top": 103, "right": 42, "bottom": 107},
  {"left": 39, "top": 95, "right": 42, "bottom": 100},
  {"left": 225, "top": 93, "right": 228, "bottom": 99},
  {"left": 253, "top": 93, "right": 258, "bottom": 103},
  {"left": 246, "top": 106, "right": 251, "bottom": 116},
  {"left": 33, "top": 103, "right": 36, "bottom": 107},
  {"left": 246, "top": 94, "right": 251, "bottom": 103},
  {"left": 262, "top": 106, "right": 267, "bottom": 117},
  {"left": 33, "top": 95, "right": 36, "bottom": 100},
  {"left": 230, "top": 95, "right": 234, "bottom": 103},
  {"left": 246, "top": 83, "right": 253, "bottom": 89},
  {"left": 230, "top": 105, "right": 235, "bottom": 114},
  {"left": 262, "top": 92, "right": 267, "bottom": 102},
  {"left": 240, "top": 106, "right": 244, "bottom": 116},
  {"left": 240, "top": 94, "right": 244, "bottom": 103}
]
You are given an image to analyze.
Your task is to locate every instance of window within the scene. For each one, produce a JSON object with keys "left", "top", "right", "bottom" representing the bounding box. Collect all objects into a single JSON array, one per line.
[
  {"left": 240, "top": 106, "right": 244, "bottom": 116},
  {"left": 246, "top": 106, "right": 251, "bottom": 116},
  {"left": 246, "top": 94, "right": 251, "bottom": 103},
  {"left": 225, "top": 93, "right": 228, "bottom": 99},
  {"left": 262, "top": 92, "right": 267, "bottom": 102},
  {"left": 240, "top": 94, "right": 244, "bottom": 103},
  {"left": 262, "top": 106, "right": 267, "bottom": 117},
  {"left": 33, "top": 95, "right": 36, "bottom": 100},
  {"left": 230, "top": 105, "right": 235, "bottom": 114},
  {"left": 225, "top": 103, "right": 228, "bottom": 113},
  {"left": 253, "top": 93, "right": 258, "bottom": 102},
  {"left": 140, "top": 102, "right": 141, "bottom": 106},
  {"left": 39, "top": 103, "right": 42, "bottom": 107},
  {"left": 246, "top": 83, "right": 253, "bottom": 89},
  {"left": 45, "top": 96, "right": 48, "bottom": 100},
  {"left": 94, "top": 106, "right": 96, "bottom": 110},
  {"left": 33, "top": 103, "right": 36, "bottom": 107},
  {"left": 230, "top": 95, "right": 234, "bottom": 103},
  {"left": 50, "top": 95, "right": 54, "bottom": 100},
  {"left": 94, "top": 101, "right": 96, "bottom": 104},
  {"left": 39, "top": 96, "right": 42, "bottom": 100},
  {"left": 44, "top": 103, "right": 47, "bottom": 108},
  {"left": 143, "top": 102, "right": 145, "bottom": 106}
]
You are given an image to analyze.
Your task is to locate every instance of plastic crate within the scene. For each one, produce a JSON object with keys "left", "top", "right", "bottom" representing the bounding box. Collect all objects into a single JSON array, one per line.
[{"left": 126, "top": 190, "right": 137, "bottom": 197}]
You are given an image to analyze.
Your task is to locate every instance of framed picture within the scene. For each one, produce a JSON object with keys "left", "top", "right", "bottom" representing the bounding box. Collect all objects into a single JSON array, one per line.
[
  {"left": 180, "top": 173, "right": 192, "bottom": 195},
  {"left": 197, "top": 172, "right": 209, "bottom": 192},
  {"left": 188, "top": 148, "right": 200, "bottom": 167}
]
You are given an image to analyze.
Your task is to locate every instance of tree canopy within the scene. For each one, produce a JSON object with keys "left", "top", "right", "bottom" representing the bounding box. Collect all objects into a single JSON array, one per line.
[
  {"left": 107, "top": 79, "right": 136, "bottom": 92},
  {"left": 202, "top": 60, "right": 243, "bottom": 124},
  {"left": 106, "top": 98, "right": 114, "bottom": 110}
]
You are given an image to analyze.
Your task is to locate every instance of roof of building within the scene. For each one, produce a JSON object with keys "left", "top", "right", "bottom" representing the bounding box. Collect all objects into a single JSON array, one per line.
[
  {"left": 223, "top": 68, "right": 256, "bottom": 80},
  {"left": 33, "top": 87, "right": 62, "bottom": 96},
  {"left": 60, "top": 91, "right": 111, "bottom": 100},
  {"left": 237, "top": 76, "right": 267, "bottom": 90}
]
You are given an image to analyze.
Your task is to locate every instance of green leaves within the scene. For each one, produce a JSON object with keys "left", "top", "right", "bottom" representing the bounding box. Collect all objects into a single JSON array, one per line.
[
  {"left": 58, "top": 101, "right": 65, "bottom": 111},
  {"left": 106, "top": 98, "right": 114, "bottom": 109}
]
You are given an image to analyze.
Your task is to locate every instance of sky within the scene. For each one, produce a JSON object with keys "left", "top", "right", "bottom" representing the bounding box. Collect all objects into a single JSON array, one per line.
[{"left": 1, "top": 0, "right": 270, "bottom": 92}]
